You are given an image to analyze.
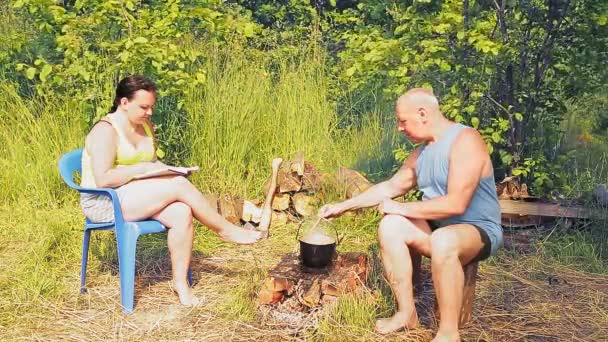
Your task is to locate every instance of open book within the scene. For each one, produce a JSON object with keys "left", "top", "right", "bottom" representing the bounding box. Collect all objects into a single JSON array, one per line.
[{"left": 133, "top": 166, "right": 199, "bottom": 180}]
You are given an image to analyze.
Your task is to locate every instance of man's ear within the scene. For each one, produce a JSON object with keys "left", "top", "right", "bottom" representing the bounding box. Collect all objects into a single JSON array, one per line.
[{"left": 418, "top": 107, "right": 428, "bottom": 123}]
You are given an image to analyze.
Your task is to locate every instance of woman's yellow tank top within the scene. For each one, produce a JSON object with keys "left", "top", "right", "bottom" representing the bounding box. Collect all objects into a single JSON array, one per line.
[{"left": 80, "top": 114, "right": 155, "bottom": 188}]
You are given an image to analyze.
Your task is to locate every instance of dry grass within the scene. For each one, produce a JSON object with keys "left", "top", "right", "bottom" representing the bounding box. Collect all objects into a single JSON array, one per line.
[{"left": 1, "top": 207, "right": 607, "bottom": 342}]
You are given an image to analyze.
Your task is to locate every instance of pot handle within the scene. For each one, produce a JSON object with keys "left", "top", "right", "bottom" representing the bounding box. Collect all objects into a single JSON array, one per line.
[
  {"left": 295, "top": 220, "right": 304, "bottom": 241},
  {"left": 297, "top": 216, "right": 322, "bottom": 241},
  {"left": 332, "top": 223, "right": 344, "bottom": 246},
  {"left": 296, "top": 217, "right": 344, "bottom": 245}
]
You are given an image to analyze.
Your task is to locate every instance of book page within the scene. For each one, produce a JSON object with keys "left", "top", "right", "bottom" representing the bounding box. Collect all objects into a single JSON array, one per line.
[{"left": 133, "top": 166, "right": 199, "bottom": 180}]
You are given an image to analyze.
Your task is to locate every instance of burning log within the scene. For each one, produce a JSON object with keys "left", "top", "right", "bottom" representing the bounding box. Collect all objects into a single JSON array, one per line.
[
  {"left": 258, "top": 252, "right": 368, "bottom": 307},
  {"left": 258, "top": 276, "right": 294, "bottom": 305}
]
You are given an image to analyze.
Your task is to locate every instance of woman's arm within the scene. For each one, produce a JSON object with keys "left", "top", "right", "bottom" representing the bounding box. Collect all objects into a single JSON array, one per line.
[{"left": 88, "top": 122, "right": 161, "bottom": 188}]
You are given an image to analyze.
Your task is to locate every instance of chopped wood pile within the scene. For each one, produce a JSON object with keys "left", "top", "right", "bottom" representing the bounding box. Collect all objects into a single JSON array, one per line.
[
  {"left": 202, "top": 152, "right": 325, "bottom": 228},
  {"left": 336, "top": 167, "right": 372, "bottom": 199}
]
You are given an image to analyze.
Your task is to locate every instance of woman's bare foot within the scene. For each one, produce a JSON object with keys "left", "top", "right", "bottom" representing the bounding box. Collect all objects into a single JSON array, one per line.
[
  {"left": 375, "top": 308, "right": 419, "bottom": 334},
  {"left": 171, "top": 281, "right": 202, "bottom": 306},
  {"left": 218, "top": 225, "right": 262, "bottom": 244},
  {"left": 431, "top": 331, "right": 460, "bottom": 342}
]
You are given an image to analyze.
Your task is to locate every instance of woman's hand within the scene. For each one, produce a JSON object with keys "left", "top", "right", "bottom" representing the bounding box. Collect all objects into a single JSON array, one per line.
[{"left": 137, "top": 161, "right": 167, "bottom": 174}]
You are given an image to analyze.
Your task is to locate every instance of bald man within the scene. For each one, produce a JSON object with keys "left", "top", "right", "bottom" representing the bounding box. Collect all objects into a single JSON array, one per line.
[{"left": 319, "top": 88, "right": 503, "bottom": 342}]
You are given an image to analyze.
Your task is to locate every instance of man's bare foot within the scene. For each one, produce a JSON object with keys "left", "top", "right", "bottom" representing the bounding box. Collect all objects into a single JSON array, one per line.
[
  {"left": 218, "top": 225, "right": 262, "bottom": 244},
  {"left": 431, "top": 331, "right": 460, "bottom": 342},
  {"left": 375, "top": 309, "right": 418, "bottom": 334},
  {"left": 171, "top": 281, "right": 202, "bottom": 307}
]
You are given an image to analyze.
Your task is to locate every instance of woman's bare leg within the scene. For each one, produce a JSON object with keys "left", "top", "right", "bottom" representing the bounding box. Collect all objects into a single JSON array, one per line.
[
  {"left": 152, "top": 202, "right": 199, "bottom": 306},
  {"left": 117, "top": 175, "right": 261, "bottom": 244}
]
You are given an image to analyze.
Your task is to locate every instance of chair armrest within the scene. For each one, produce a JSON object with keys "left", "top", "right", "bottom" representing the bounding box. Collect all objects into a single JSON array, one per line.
[{"left": 77, "top": 186, "right": 126, "bottom": 226}]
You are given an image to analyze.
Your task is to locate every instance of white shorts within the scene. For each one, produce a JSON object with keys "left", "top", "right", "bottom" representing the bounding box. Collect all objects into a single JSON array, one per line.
[{"left": 80, "top": 192, "right": 124, "bottom": 223}]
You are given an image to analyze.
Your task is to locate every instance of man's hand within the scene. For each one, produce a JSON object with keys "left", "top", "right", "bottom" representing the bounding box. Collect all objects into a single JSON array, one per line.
[
  {"left": 378, "top": 199, "right": 405, "bottom": 216},
  {"left": 318, "top": 203, "right": 347, "bottom": 219}
]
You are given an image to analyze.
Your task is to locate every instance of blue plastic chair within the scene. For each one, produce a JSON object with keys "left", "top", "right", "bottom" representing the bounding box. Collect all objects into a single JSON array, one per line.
[{"left": 58, "top": 148, "right": 191, "bottom": 314}]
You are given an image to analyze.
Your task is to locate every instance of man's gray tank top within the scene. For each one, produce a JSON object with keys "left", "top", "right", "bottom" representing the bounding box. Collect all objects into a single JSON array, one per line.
[{"left": 415, "top": 123, "right": 503, "bottom": 255}]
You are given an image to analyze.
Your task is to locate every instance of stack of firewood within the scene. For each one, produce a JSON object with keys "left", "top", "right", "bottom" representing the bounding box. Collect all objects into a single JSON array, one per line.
[
  {"left": 203, "top": 152, "right": 327, "bottom": 227},
  {"left": 259, "top": 151, "right": 325, "bottom": 225}
]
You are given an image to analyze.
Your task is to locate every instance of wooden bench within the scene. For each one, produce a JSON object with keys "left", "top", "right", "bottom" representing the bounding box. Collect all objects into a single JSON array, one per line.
[{"left": 413, "top": 259, "right": 479, "bottom": 328}]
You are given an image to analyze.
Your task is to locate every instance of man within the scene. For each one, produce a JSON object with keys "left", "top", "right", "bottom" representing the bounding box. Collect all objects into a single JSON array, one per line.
[{"left": 319, "top": 88, "right": 503, "bottom": 342}]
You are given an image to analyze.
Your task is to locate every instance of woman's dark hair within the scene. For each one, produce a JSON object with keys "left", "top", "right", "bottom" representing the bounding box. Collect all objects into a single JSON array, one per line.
[{"left": 109, "top": 75, "right": 157, "bottom": 113}]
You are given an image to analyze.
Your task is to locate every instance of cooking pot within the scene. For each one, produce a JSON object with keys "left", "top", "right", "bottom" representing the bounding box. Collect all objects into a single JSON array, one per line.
[{"left": 296, "top": 218, "right": 342, "bottom": 268}]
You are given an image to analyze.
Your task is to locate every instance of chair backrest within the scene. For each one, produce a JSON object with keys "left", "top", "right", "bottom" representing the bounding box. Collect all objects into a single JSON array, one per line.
[{"left": 58, "top": 148, "right": 84, "bottom": 190}]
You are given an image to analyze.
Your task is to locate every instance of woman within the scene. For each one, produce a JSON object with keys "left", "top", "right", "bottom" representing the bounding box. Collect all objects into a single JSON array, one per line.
[{"left": 80, "top": 75, "right": 262, "bottom": 306}]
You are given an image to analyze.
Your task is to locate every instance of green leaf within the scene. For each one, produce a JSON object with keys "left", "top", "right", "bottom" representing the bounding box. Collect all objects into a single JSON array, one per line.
[
  {"left": 457, "top": 31, "right": 465, "bottom": 40},
  {"left": 39, "top": 64, "right": 52, "bottom": 82},
  {"left": 345, "top": 66, "right": 357, "bottom": 77},
  {"left": 471, "top": 117, "right": 479, "bottom": 129},
  {"left": 491, "top": 131, "right": 501, "bottom": 143},
  {"left": 329, "top": 0, "right": 336, "bottom": 7},
  {"left": 26, "top": 67, "right": 36, "bottom": 80},
  {"left": 514, "top": 112, "right": 523, "bottom": 121},
  {"left": 512, "top": 169, "right": 523, "bottom": 176},
  {"left": 133, "top": 37, "right": 149, "bottom": 44}
]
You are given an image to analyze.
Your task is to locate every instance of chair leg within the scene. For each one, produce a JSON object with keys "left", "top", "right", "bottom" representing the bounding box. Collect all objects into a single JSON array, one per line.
[
  {"left": 80, "top": 229, "right": 91, "bottom": 294},
  {"left": 116, "top": 228, "right": 139, "bottom": 314}
]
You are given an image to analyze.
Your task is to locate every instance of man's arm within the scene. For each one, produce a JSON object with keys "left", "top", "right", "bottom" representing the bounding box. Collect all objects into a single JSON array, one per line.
[
  {"left": 383, "top": 128, "right": 487, "bottom": 220},
  {"left": 320, "top": 147, "right": 421, "bottom": 217}
]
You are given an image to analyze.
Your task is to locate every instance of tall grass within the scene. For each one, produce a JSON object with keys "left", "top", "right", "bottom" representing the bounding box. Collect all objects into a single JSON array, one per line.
[
  {"left": 182, "top": 50, "right": 395, "bottom": 197},
  {"left": 0, "top": 81, "right": 86, "bottom": 207}
]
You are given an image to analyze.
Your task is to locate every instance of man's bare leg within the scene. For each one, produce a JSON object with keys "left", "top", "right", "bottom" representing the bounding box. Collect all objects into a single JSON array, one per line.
[
  {"left": 430, "top": 224, "right": 485, "bottom": 342},
  {"left": 375, "top": 215, "right": 432, "bottom": 334}
]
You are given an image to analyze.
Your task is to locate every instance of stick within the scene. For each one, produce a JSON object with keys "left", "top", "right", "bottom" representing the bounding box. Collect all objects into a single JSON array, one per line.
[{"left": 258, "top": 158, "right": 283, "bottom": 238}]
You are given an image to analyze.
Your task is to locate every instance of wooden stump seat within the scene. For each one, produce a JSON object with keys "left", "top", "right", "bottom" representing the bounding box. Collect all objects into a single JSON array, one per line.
[{"left": 425, "top": 261, "right": 479, "bottom": 328}]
